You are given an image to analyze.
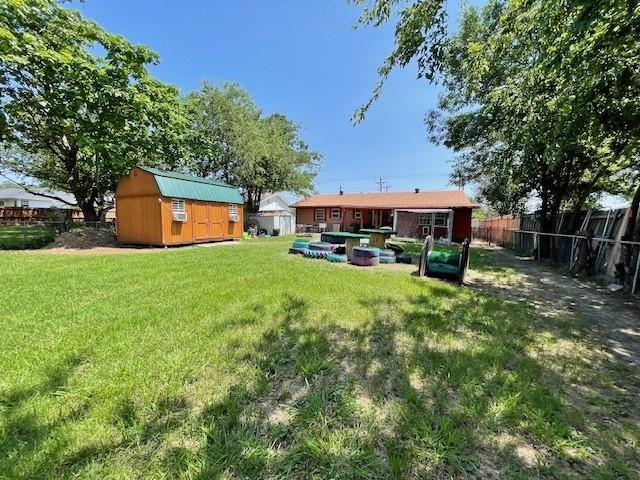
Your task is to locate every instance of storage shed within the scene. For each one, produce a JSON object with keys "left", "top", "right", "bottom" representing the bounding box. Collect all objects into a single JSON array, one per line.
[{"left": 115, "top": 166, "right": 244, "bottom": 246}]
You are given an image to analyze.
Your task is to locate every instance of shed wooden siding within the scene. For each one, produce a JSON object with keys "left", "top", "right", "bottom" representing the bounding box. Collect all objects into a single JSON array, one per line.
[
  {"left": 115, "top": 167, "right": 243, "bottom": 246},
  {"left": 159, "top": 199, "right": 243, "bottom": 245},
  {"left": 115, "top": 168, "right": 164, "bottom": 245},
  {"left": 452, "top": 208, "right": 472, "bottom": 242}
]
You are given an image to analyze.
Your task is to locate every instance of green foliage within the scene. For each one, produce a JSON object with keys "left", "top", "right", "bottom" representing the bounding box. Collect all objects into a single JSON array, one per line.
[
  {"left": 349, "top": 0, "right": 448, "bottom": 122},
  {"left": 433, "top": 0, "right": 640, "bottom": 228},
  {"left": 185, "top": 82, "right": 320, "bottom": 212},
  {"left": 0, "top": 0, "right": 187, "bottom": 220},
  {"left": 354, "top": 0, "right": 639, "bottom": 231},
  {"left": 0, "top": 225, "right": 55, "bottom": 249}
]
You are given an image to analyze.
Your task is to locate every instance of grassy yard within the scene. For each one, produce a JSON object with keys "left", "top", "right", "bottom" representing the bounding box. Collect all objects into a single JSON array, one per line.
[
  {"left": 0, "top": 225, "right": 55, "bottom": 250},
  {"left": 1, "top": 237, "right": 638, "bottom": 478}
]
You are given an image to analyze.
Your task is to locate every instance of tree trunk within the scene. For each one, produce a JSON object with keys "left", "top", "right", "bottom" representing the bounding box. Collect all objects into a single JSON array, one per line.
[{"left": 79, "top": 201, "right": 100, "bottom": 223}]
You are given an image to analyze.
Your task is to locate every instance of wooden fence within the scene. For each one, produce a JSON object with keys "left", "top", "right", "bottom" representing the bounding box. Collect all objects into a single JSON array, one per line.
[{"left": 0, "top": 207, "right": 82, "bottom": 222}]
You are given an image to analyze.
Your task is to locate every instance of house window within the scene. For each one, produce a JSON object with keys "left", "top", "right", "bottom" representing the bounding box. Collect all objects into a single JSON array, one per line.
[
  {"left": 354, "top": 209, "right": 361, "bottom": 219},
  {"left": 315, "top": 208, "right": 325, "bottom": 222},
  {"left": 331, "top": 208, "right": 340, "bottom": 219},
  {"left": 422, "top": 226, "right": 432, "bottom": 236},
  {"left": 171, "top": 198, "right": 185, "bottom": 214},
  {"left": 418, "top": 213, "right": 432, "bottom": 226},
  {"left": 229, "top": 204, "right": 238, "bottom": 216},
  {"left": 20, "top": 200, "right": 29, "bottom": 208},
  {"left": 434, "top": 212, "right": 449, "bottom": 226}
]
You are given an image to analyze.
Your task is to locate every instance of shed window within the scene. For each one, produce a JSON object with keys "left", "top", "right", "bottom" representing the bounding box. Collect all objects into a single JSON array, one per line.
[
  {"left": 171, "top": 199, "right": 185, "bottom": 214},
  {"left": 331, "top": 208, "right": 340, "bottom": 219},
  {"left": 434, "top": 213, "right": 449, "bottom": 226},
  {"left": 354, "top": 209, "right": 361, "bottom": 219},
  {"left": 229, "top": 204, "right": 238, "bottom": 215},
  {"left": 418, "top": 213, "right": 431, "bottom": 226},
  {"left": 315, "top": 208, "right": 325, "bottom": 222},
  {"left": 20, "top": 200, "right": 29, "bottom": 207}
]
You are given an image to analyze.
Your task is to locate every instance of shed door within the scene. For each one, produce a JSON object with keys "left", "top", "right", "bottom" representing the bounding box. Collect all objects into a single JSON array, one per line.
[
  {"left": 209, "top": 205, "right": 224, "bottom": 239},
  {"left": 281, "top": 215, "right": 291, "bottom": 235},
  {"left": 192, "top": 202, "right": 209, "bottom": 241}
]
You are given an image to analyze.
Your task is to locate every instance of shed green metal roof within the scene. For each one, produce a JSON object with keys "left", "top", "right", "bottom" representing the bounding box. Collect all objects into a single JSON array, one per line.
[{"left": 139, "top": 167, "right": 244, "bottom": 204}]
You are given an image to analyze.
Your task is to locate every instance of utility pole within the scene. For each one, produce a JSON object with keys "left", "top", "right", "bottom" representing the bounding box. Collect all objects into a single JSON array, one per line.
[{"left": 376, "top": 177, "right": 390, "bottom": 192}]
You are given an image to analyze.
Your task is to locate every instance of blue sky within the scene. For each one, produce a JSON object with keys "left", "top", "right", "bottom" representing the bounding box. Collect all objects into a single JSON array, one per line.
[{"left": 78, "top": 0, "right": 471, "bottom": 195}]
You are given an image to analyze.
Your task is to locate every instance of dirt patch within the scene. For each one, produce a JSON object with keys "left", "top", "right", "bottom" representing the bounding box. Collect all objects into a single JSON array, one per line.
[
  {"left": 46, "top": 227, "right": 120, "bottom": 250},
  {"left": 467, "top": 245, "right": 640, "bottom": 367}
]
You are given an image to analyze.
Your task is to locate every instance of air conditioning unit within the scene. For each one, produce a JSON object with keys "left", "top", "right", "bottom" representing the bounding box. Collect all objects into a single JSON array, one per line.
[
  {"left": 172, "top": 211, "right": 187, "bottom": 222},
  {"left": 229, "top": 213, "right": 239, "bottom": 222}
]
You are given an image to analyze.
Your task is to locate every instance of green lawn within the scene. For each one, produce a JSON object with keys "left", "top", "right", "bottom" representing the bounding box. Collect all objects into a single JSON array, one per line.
[
  {"left": 1, "top": 237, "right": 637, "bottom": 478},
  {"left": 0, "top": 225, "right": 55, "bottom": 250}
]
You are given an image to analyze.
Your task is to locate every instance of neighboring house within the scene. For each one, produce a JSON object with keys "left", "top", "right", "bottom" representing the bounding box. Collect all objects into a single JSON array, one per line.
[
  {"left": 293, "top": 189, "right": 478, "bottom": 243},
  {"left": 115, "top": 166, "right": 244, "bottom": 246},
  {"left": 0, "top": 188, "right": 76, "bottom": 209},
  {"left": 254, "top": 192, "right": 295, "bottom": 236}
]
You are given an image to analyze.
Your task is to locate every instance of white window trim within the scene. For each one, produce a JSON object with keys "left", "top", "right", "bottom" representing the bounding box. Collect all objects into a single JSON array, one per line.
[
  {"left": 434, "top": 212, "right": 449, "bottom": 227},
  {"left": 354, "top": 209, "right": 361, "bottom": 219},
  {"left": 331, "top": 208, "right": 340, "bottom": 219},
  {"left": 20, "top": 200, "right": 29, "bottom": 208},
  {"left": 228, "top": 204, "right": 238, "bottom": 215},
  {"left": 418, "top": 213, "right": 431, "bottom": 226},
  {"left": 315, "top": 208, "right": 325, "bottom": 222}
]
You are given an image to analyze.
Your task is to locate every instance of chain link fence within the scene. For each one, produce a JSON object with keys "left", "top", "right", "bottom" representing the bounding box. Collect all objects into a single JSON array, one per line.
[{"left": 472, "top": 226, "right": 640, "bottom": 296}]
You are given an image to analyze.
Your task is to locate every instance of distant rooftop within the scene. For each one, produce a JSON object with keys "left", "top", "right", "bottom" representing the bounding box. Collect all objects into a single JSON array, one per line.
[
  {"left": 293, "top": 190, "right": 477, "bottom": 209},
  {"left": 0, "top": 187, "right": 76, "bottom": 205}
]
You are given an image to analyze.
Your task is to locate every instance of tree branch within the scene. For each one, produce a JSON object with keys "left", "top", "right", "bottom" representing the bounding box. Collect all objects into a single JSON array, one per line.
[{"left": 0, "top": 173, "right": 76, "bottom": 206}]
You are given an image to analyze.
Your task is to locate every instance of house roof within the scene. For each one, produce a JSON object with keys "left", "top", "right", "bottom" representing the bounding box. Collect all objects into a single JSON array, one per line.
[
  {"left": 139, "top": 167, "right": 244, "bottom": 204},
  {"left": 259, "top": 192, "right": 292, "bottom": 211},
  {"left": 293, "top": 190, "right": 477, "bottom": 209},
  {"left": 0, "top": 187, "right": 76, "bottom": 205}
]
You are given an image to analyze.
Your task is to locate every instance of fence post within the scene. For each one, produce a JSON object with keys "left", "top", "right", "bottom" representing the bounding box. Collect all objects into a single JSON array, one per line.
[
  {"left": 569, "top": 238, "right": 575, "bottom": 270},
  {"left": 632, "top": 253, "right": 640, "bottom": 296}
]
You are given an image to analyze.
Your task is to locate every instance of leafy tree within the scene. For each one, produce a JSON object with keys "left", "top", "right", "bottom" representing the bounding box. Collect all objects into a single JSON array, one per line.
[
  {"left": 0, "top": 0, "right": 187, "bottom": 221},
  {"left": 354, "top": 0, "right": 639, "bottom": 237},
  {"left": 433, "top": 1, "right": 638, "bottom": 235},
  {"left": 185, "top": 83, "right": 320, "bottom": 213}
]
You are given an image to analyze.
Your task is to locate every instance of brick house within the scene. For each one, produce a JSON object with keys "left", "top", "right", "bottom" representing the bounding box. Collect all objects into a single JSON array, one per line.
[{"left": 293, "top": 189, "right": 477, "bottom": 243}]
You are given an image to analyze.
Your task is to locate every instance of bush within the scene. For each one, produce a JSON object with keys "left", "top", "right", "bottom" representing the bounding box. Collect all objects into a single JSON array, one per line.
[{"left": 0, "top": 225, "right": 55, "bottom": 250}]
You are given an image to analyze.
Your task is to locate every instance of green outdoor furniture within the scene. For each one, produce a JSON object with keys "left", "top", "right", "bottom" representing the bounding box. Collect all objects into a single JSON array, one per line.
[
  {"left": 418, "top": 235, "right": 470, "bottom": 285},
  {"left": 320, "top": 232, "right": 369, "bottom": 259}
]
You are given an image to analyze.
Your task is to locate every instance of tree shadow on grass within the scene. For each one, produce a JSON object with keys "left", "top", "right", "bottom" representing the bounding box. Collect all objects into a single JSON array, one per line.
[
  {"left": 0, "top": 354, "right": 100, "bottom": 478},
  {"left": 186, "top": 289, "right": 639, "bottom": 478},
  {"left": 4, "top": 288, "right": 638, "bottom": 479}
]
